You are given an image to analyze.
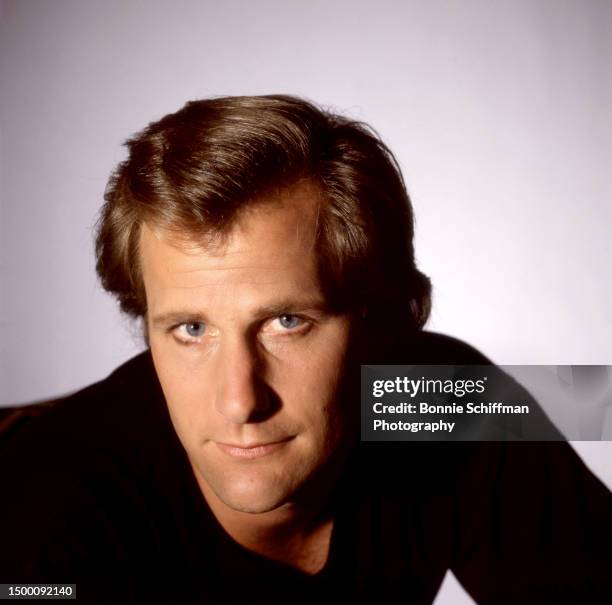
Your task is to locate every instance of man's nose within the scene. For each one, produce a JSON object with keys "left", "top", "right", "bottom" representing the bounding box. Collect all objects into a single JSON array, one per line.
[{"left": 214, "top": 336, "right": 271, "bottom": 424}]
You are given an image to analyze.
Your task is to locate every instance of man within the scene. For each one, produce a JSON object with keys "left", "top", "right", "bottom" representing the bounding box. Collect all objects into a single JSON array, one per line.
[{"left": 1, "top": 96, "right": 610, "bottom": 603}]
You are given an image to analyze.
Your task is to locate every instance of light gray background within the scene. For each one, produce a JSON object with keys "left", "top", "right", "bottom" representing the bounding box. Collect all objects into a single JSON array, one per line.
[{"left": 1, "top": 2, "right": 610, "bottom": 602}]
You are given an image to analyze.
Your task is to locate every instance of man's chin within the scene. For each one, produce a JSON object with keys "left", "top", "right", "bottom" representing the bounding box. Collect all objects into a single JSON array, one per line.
[
  {"left": 210, "top": 490, "right": 287, "bottom": 514},
  {"left": 189, "top": 458, "right": 302, "bottom": 514}
]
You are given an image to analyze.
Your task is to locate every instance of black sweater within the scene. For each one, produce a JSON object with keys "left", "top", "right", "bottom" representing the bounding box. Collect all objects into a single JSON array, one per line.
[{"left": 1, "top": 333, "right": 610, "bottom": 603}]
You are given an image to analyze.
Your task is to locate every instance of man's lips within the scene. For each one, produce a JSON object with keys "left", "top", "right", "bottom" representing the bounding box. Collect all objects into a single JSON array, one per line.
[{"left": 215, "top": 438, "right": 293, "bottom": 460}]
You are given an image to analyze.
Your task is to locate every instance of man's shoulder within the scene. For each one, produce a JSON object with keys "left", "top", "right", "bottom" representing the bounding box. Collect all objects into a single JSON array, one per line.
[
  {"left": 0, "top": 352, "right": 197, "bottom": 585},
  {"left": 1, "top": 351, "right": 157, "bottom": 441},
  {"left": 0, "top": 350, "right": 169, "bottom": 487}
]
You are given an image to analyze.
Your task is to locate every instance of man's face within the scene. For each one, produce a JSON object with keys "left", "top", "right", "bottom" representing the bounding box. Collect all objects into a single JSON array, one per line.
[{"left": 141, "top": 186, "right": 358, "bottom": 515}]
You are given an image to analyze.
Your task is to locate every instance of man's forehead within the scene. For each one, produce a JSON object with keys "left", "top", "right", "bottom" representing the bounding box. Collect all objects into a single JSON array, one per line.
[{"left": 138, "top": 187, "right": 325, "bottom": 300}]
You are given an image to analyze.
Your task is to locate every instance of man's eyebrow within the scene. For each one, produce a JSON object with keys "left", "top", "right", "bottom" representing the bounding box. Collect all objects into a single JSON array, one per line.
[
  {"left": 252, "top": 298, "right": 330, "bottom": 319},
  {"left": 150, "top": 299, "right": 330, "bottom": 328},
  {"left": 150, "top": 311, "right": 209, "bottom": 328}
]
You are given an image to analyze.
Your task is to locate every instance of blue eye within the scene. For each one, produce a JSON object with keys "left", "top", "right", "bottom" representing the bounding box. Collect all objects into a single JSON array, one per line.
[
  {"left": 278, "top": 314, "right": 301, "bottom": 329},
  {"left": 184, "top": 322, "right": 206, "bottom": 337}
]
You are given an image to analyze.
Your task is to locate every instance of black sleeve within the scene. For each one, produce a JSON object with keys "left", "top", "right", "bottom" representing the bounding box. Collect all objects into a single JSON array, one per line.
[
  {"left": 0, "top": 411, "right": 167, "bottom": 604},
  {"left": 408, "top": 332, "right": 612, "bottom": 602},
  {"left": 450, "top": 441, "right": 612, "bottom": 603}
]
